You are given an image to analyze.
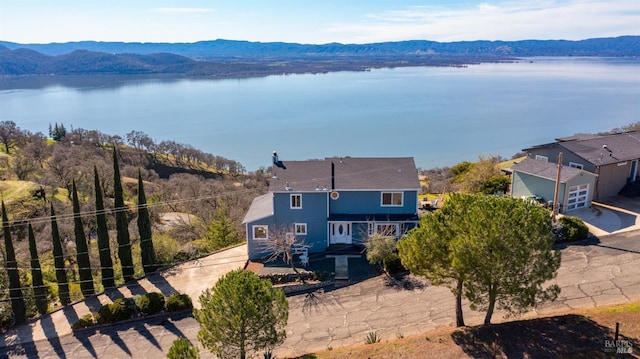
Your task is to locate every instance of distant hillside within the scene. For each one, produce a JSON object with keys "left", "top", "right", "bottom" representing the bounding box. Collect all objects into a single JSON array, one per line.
[
  {"left": 1, "top": 36, "right": 638, "bottom": 76},
  {"left": 1, "top": 36, "right": 638, "bottom": 59}
]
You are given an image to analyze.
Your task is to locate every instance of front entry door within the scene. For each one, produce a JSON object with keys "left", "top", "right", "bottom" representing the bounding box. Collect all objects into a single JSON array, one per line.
[{"left": 330, "top": 222, "right": 352, "bottom": 244}]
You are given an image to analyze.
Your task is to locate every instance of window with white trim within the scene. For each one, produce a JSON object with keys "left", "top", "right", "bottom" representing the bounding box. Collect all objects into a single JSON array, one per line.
[
  {"left": 252, "top": 225, "right": 268, "bottom": 240},
  {"left": 535, "top": 155, "right": 548, "bottom": 162},
  {"left": 381, "top": 192, "right": 403, "bottom": 206},
  {"left": 569, "top": 162, "right": 584, "bottom": 169},
  {"left": 295, "top": 223, "right": 307, "bottom": 235},
  {"left": 290, "top": 194, "right": 302, "bottom": 209}
]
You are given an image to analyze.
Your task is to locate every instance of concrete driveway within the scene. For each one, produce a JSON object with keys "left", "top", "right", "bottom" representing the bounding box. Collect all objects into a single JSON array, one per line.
[
  {"left": 0, "top": 245, "right": 248, "bottom": 354},
  {"left": 567, "top": 195, "right": 640, "bottom": 236},
  {"left": 2, "top": 231, "right": 640, "bottom": 358}
]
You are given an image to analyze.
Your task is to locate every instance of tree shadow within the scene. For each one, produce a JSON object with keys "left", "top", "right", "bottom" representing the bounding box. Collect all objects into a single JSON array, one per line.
[
  {"left": 301, "top": 289, "right": 342, "bottom": 316},
  {"left": 84, "top": 296, "right": 104, "bottom": 313},
  {"left": 145, "top": 272, "right": 178, "bottom": 297},
  {"left": 155, "top": 314, "right": 189, "bottom": 340},
  {"left": 132, "top": 324, "right": 162, "bottom": 350},
  {"left": 72, "top": 327, "right": 98, "bottom": 358},
  {"left": 62, "top": 305, "right": 79, "bottom": 326},
  {"left": 553, "top": 235, "right": 601, "bottom": 250},
  {"left": 64, "top": 306, "right": 97, "bottom": 357},
  {"left": 41, "top": 315, "right": 66, "bottom": 359},
  {"left": 384, "top": 273, "right": 427, "bottom": 291},
  {"left": 555, "top": 235, "right": 640, "bottom": 255},
  {"left": 101, "top": 329, "right": 131, "bottom": 356},
  {"left": 451, "top": 314, "right": 635, "bottom": 358},
  {"left": 1, "top": 322, "right": 39, "bottom": 359},
  {"left": 124, "top": 281, "right": 149, "bottom": 296}
]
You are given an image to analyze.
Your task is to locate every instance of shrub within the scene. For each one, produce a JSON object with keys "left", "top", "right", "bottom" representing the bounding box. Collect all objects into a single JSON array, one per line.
[
  {"left": 167, "top": 337, "right": 199, "bottom": 359},
  {"left": 95, "top": 303, "right": 113, "bottom": 324},
  {"left": 95, "top": 298, "right": 136, "bottom": 324},
  {"left": 165, "top": 292, "right": 193, "bottom": 312},
  {"left": 71, "top": 314, "right": 94, "bottom": 329},
  {"left": 154, "top": 233, "right": 180, "bottom": 267},
  {"left": 558, "top": 216, "right": 589, "bottom": 242},
  {"left": 137, "top": 292, "right": 165, "bottom": 316},
  {"left": 365, "top": 233, "right": 399, "bottom": 275}
]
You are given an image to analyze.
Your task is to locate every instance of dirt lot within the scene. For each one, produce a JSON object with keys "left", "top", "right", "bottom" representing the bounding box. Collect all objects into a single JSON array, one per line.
[{"left": 296, "top": 302, "right": 639, "bottom": 358}]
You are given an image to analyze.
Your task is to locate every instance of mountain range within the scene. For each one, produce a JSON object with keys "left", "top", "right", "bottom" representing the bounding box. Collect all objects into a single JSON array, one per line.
[{"left": 1, "top": 36, "right": 638, "bottom": 76}]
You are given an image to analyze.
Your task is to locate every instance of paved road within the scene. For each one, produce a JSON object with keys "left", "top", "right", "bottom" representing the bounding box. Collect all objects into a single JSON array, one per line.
[{"left": 2, "top": 232, "right": 639, "bottom": 358}]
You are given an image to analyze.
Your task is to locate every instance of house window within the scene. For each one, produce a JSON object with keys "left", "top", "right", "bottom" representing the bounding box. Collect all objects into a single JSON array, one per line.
[
  {"left": 535, "top": 155, "right": 548, "bottom": 162},
  {"left": 381, "top": 192, "right": 403, "bottom": 206},
  {"left": 290, "top": 194, "right": 302, "bottom": 209},
  {"left": 569, "top": 162, "right": 584, "bottom": 169},
  {"left": 252, "top": 225, "right": 268, "bottom": 240},
  {"left": 295, "top": 223, "right": 307, "bottom": 235},
  {"left": 376, "top": 223, "right": 399, "bottom": 237}
]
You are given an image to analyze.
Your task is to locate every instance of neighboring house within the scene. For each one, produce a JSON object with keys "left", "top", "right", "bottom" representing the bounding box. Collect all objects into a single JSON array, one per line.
[
  {"left": 243, "top": 155, "right": 421, "bottom": 260},
  {"left": 523, "top": 131, "right": 640, "bottom": 199},
  {"left": 510, "top": 158, "right": 597, "bottom": 212}
]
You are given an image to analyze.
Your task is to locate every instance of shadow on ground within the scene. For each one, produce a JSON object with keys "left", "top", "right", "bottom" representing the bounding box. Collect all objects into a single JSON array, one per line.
[{"left": 451, "top": 314, "right": 635, "bottom": 358}]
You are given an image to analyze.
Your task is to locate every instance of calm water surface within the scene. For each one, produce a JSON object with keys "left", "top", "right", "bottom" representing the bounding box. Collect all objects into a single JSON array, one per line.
[{"left": 1, "top": 57, "right": 639, "bottom": 171}]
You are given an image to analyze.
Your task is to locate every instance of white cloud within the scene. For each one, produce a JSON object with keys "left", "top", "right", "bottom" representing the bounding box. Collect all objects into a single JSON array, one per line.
[
  {"left": 152, "top": 7, "right": 215, "bottom": 14},
  {"left": 327, "top": 0, "right": 640, "bottom": 43}
]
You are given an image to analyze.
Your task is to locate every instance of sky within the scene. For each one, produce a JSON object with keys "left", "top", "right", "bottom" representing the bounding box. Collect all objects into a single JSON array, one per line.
[{"left": 0, "top": 0, "right": 638, "bottom": 44}]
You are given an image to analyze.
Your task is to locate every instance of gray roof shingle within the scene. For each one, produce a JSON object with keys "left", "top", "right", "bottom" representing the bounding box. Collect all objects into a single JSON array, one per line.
[
  {"left": 511, "top": 158, "right": 596, "bottom": 183},
  {"left": 557, "top": 131, "right": 640, "bottom": 166},
  {"left": 242, "top": 193, "right": 274, "bottom": 224},
  {"left": 268, "top": 157, "right": 420, "bottom": 192}
]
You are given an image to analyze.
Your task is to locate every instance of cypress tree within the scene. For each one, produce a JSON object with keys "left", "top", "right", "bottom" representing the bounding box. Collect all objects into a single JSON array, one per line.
[
  {"left": 113, "top": 147, "right": 134, "bottom": 281},
  {"left": 94, "top": 165, "right": 115, "bottom": 289},
  {"left": 137, "top": 169, "right": 156, "bottom": 273},
  {"left": 50, "top": 203, "right": 70, "bottom": 305},
  {"left": 2, "top": 201, "right": 26, "bottom": 323},
  {"left": 72, "top": 179, "right": 94, "bottom": 297},
  {"left": 28, "top": 222, "right": 48, "bottom": 315}
]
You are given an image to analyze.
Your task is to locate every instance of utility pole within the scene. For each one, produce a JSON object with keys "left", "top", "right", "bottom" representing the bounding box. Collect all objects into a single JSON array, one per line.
[{"left": 552, "top": 152, "right": 563, "bottom": 223}]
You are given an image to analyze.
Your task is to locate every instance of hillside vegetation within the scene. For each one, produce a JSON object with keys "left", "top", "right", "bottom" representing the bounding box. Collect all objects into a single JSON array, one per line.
[{"left": 0, "top": 121, "right": 268, "bottom": 325}]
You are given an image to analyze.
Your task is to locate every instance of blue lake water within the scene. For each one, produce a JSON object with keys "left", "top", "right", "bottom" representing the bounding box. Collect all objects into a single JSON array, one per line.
[{"left": 1, "top": 57, "right": 639, "bottom": 171}]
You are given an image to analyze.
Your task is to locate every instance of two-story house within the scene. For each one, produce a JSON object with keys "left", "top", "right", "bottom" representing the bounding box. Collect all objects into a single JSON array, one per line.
[
  {"left": 243, "top": 155, "right": 421, "bottom": 260},
  {"left": 523, "top": 131, "right": 640, "bottom": 199}
]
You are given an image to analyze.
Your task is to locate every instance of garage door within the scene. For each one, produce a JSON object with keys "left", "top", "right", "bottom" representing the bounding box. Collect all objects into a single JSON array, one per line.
[{"left": 566, "top": 184, "right": 589, "bottom": 211}]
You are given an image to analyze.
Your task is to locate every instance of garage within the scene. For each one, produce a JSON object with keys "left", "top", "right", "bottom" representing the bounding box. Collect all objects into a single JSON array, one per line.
[{"left": 566, "top": 183, "right": 589, "bottom": 211}]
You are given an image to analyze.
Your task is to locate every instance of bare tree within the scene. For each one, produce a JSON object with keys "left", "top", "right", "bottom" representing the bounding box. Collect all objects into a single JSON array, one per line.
[
  {"left": 259, "top": 225, "right": 308, "bottom": 283},
  {"left": 0, "top": 121, "right": 26, "bottom": 154}
]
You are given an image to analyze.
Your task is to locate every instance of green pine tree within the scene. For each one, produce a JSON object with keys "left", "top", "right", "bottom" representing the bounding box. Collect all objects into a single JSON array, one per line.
[
  {"left": 28, "top": 222, "right": 48, "bottom": 315},
  {"left": 194, "top": 269, "right": 288, "bottom": 359},
  {"left": 94, "top": 165, "right": 115, "bottom": 289},
  {"left": 137, "top": 169, "right": 156, "bottom": 273},
  {"left": 72, "top": 179, "right": 94, "bottom": 297},
  {"left": 50, "top": 203, "right": 70, "bottom": 305},
  {"left": 2, "top": 201, "right": 26, "bottom": 323},
  {"left": 113, "top": 147, "right": 134, "bottom": 281},
  {"left": 205, "top": 203, "right": 242, "bottom": 251}
]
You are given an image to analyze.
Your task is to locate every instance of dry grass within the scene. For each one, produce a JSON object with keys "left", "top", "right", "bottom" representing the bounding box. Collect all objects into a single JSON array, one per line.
[{"left": 296, "top": 301, "right": 640, "bottom": 359}]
